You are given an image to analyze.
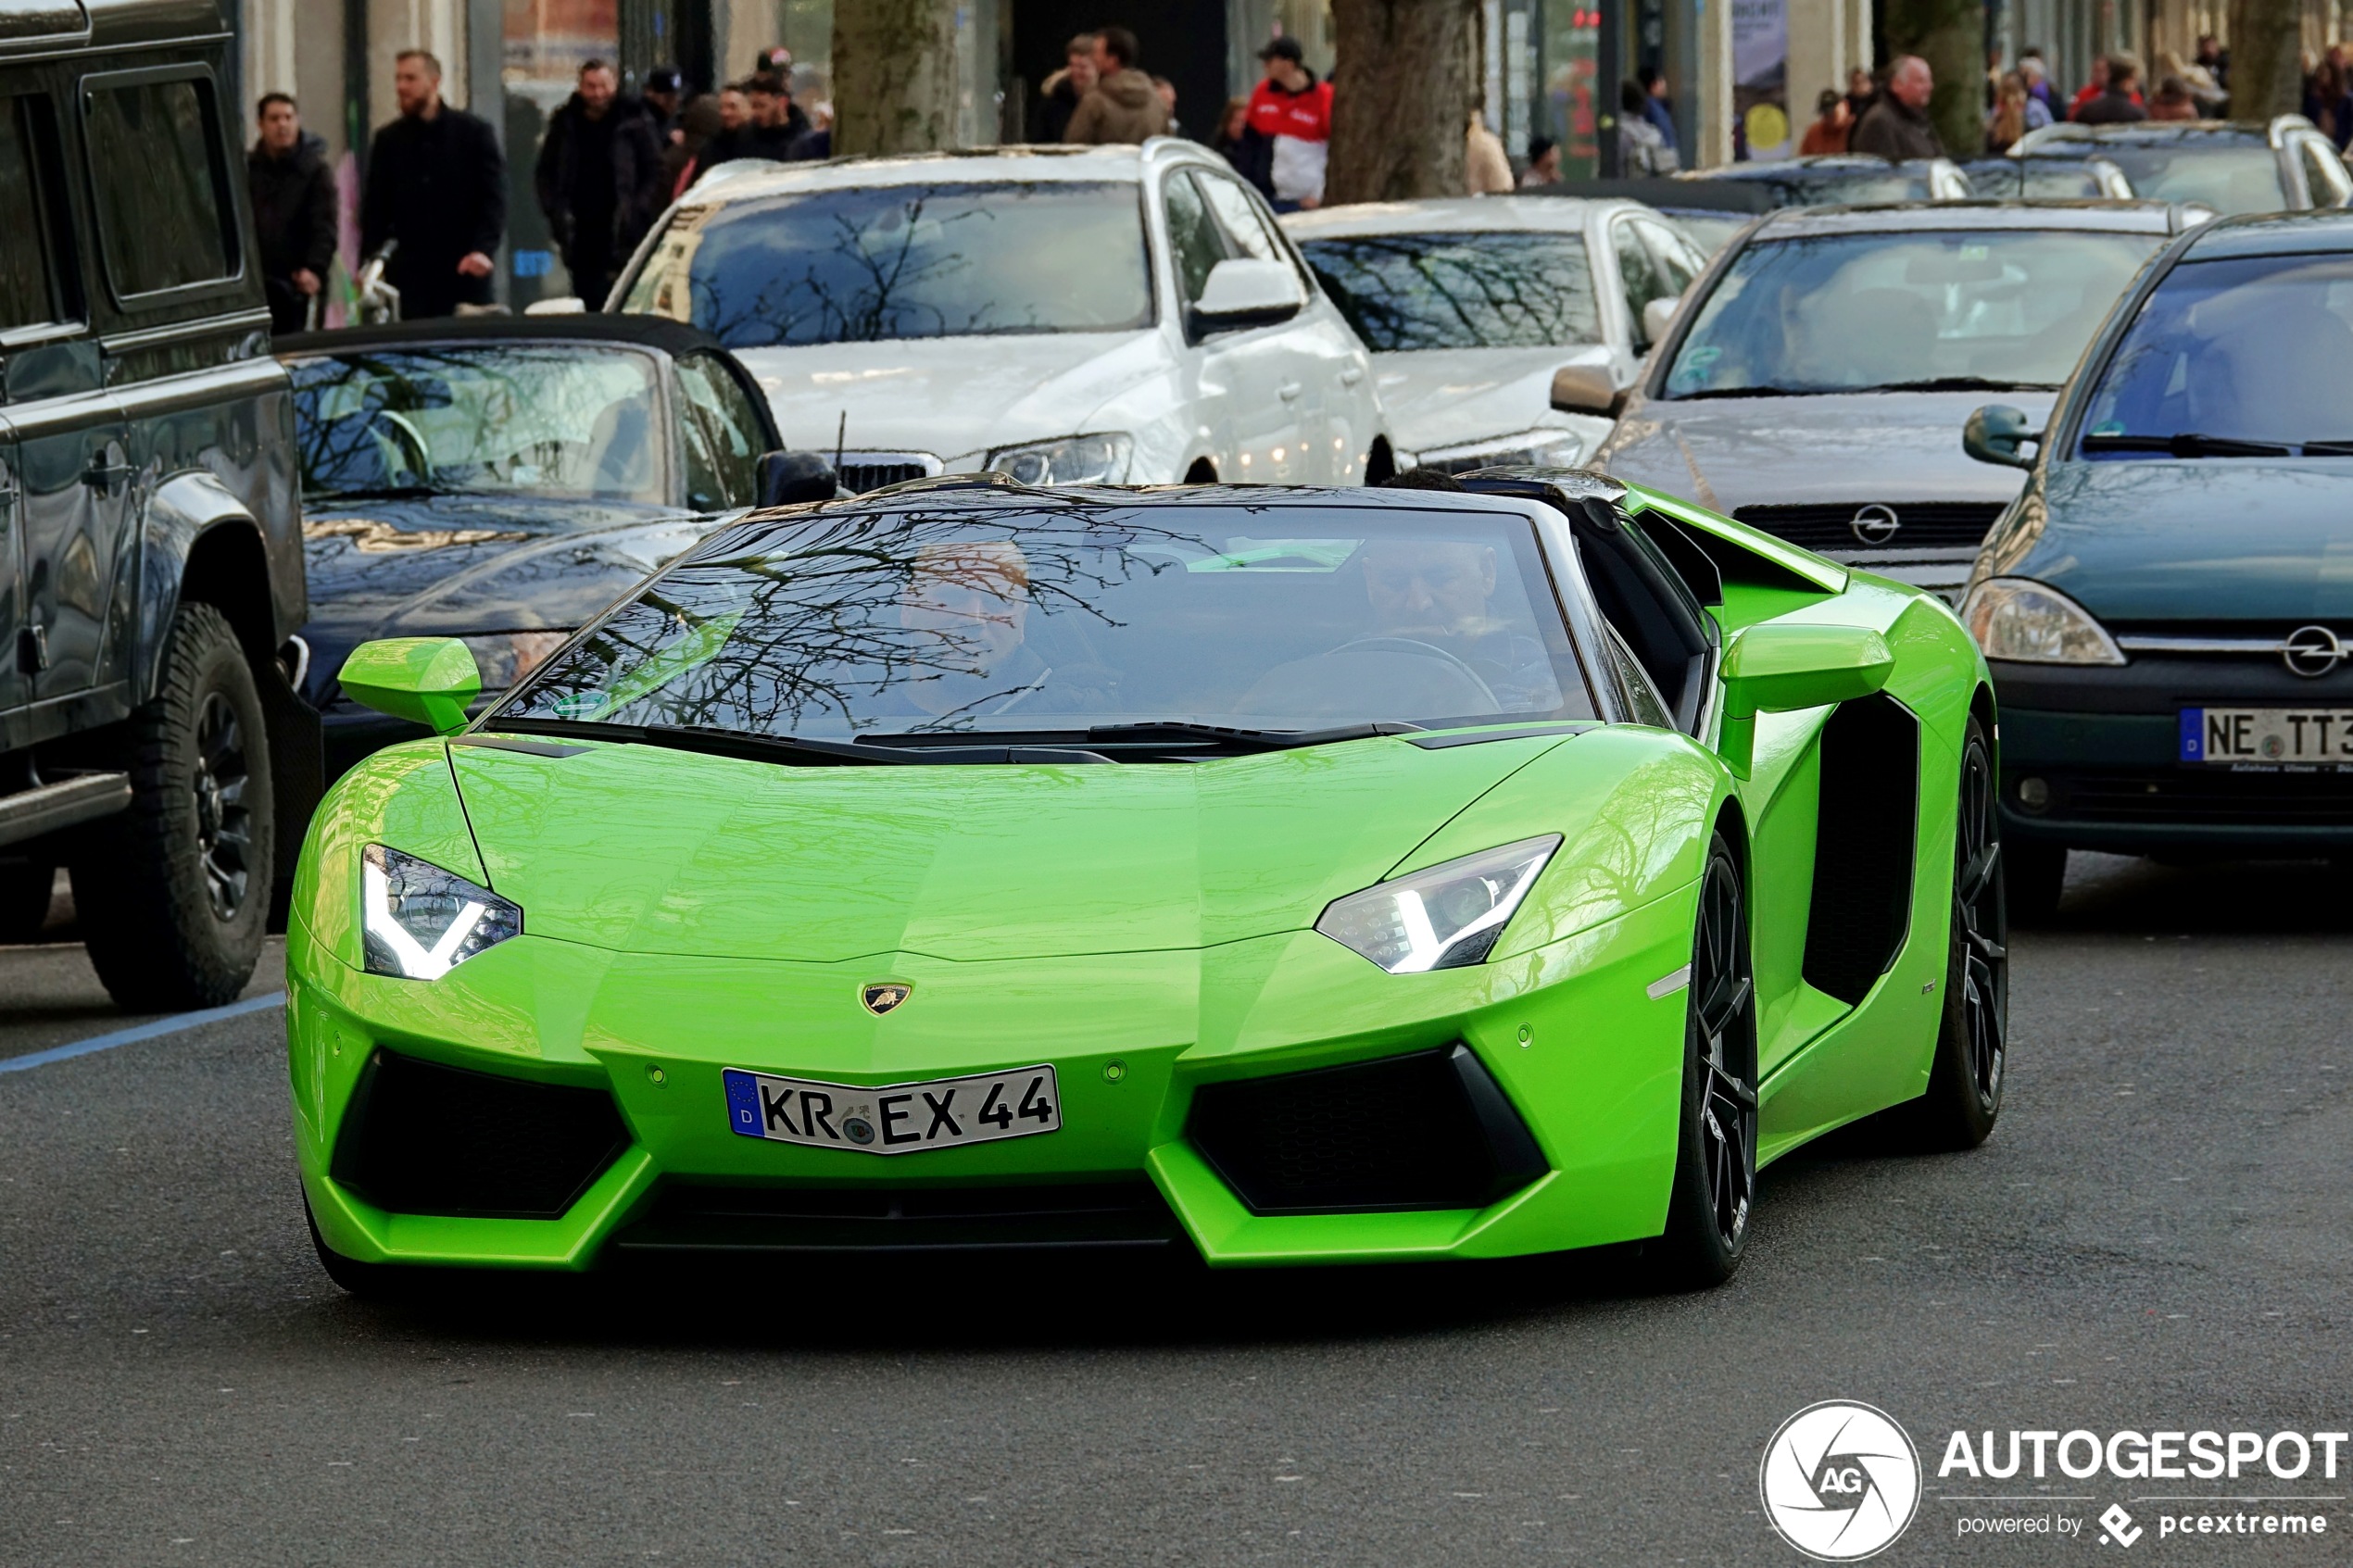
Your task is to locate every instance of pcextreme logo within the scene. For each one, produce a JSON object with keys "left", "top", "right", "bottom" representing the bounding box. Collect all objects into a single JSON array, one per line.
[{"left": 1760, "top": 1400, "right": 1924, "bottom": 1562}]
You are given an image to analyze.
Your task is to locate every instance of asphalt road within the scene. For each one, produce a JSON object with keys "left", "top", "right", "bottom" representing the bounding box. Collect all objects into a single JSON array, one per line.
[{"left": 3, "top": 853, "right": 2348, "bottom": 1566}]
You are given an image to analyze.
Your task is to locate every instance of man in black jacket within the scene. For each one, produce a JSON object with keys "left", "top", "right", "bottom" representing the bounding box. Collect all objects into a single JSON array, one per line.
[
  {"left": 359, "top": 50, "right": 506, "bottom": 319},
  {"left": 247, "top": 93, "right": 336, "bottom": 335},
  {"left": 535, "top": 59, "right": 665, "bottom": 307},
  {"left": 1852, "top": 54, "right": 1945, "bottom": 161}
]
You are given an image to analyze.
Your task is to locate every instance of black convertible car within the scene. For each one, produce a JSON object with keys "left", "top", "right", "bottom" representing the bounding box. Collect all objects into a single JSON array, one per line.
[{"left": 280, "top": 316, "right": 829, "bottom": 778}]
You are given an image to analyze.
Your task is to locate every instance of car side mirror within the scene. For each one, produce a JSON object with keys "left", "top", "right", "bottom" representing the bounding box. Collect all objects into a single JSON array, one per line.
[
  {"left": 1641, "top": 295, "right": 1680, "bottom": 347},
  {"left": 1716, "top": 622, "right": 1894, "bottom": 776},
  {"left": 338, "top": 638, "right": 483, "bottom": 736},
  {"left": 755, "top": 450, "right": 839, "bottom": 507},
  {"left": 1963, "top": 403, "right": 2041, "bottom": 470},
  {"left": 1550, "top": 361, "right": 1620, "bottom": 417},
  {"left": 1190, "top": 257, "right": 1303, "bottom": 332}
]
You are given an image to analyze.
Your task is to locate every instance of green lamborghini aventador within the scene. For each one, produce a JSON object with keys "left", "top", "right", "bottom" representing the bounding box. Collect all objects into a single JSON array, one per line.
[{"left": 288, "top": 471, "right": 2006, "bottom": 1291}]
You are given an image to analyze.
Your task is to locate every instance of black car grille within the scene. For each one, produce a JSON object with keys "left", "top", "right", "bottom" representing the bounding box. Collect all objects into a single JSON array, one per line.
[
  {"left": 836, "top": 459, "right": 931, "bottom": 493},
  {"left": 2015, "top": 767, "right": 2353, "bottom": 825},
  {"left": 610, "top": 1180, "right": 1181, "bottom": 1253},
  {"left": 1186, "top": 1045, "right": 1548, "bottom": 1215},
  {"left": 1733, "top": 502, "right": 2005, "bottom": 552},
  {"left": 331, "top": 1050, "right": 631, "bottom": 1219}
]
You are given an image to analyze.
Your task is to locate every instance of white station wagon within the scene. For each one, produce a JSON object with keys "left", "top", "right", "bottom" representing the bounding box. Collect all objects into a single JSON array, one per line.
[{"left": 614, "top": 144, "right": 1395, "bottom": 491}]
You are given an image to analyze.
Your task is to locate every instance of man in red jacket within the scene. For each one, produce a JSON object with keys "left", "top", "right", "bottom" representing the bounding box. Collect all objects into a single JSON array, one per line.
[{"left": 1233, "top": 37, "right": 1331, "bottom": 211}]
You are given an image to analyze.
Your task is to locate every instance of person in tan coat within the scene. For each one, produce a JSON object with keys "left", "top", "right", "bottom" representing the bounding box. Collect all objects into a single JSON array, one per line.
[{"left": 1064, "top": 27, "right": 1171, "bottom": 144}]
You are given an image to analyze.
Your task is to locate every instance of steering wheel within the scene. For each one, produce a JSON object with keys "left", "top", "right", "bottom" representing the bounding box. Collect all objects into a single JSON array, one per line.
[
  {"left": 368, "top": 408, "right": 431, "bottom": 487},
  {"left": 1327, "top": 636, "right": 1503, "bottom": 713}
]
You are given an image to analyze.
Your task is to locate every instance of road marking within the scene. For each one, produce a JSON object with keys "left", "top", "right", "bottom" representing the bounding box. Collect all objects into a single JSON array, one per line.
[{"left": 0, "top": 991, "right": 284, "bottom": 1074}]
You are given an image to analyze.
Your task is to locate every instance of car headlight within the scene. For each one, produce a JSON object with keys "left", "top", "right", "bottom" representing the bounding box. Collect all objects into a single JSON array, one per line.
[
  {"left": 1960, "top": 577, "right": 2126, "bottom": 665},
  {"left": 987, "top": 433, "right": 1134, "bottom": 486},
  {"left": 361, "top": 845, "right": 523, "bottom": 980},
  {"left": 458, "top": 631, "right": 574, "bottom": 691},
  {"left": 1316, "top": 835, "right": 1561, "bottom": 973},
  {"left": 1416, "top": 428, "right": 1587, "bottom": 473}
]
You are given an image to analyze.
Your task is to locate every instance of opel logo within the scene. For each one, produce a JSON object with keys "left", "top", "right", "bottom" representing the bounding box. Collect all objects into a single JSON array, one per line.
[
  {"left": 2282, "top": 625, "right": 2347, "bottom": 679},
  {"left": 1849, "top": 504, "right": 1901, "bottom": 546},
  {"left": 861, "top": 982, "right": 912, "bottom": 1015}
]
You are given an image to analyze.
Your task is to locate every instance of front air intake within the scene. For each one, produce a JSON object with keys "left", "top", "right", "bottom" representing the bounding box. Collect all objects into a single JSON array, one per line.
[
  {"left": 1186, "top": 1045, "right": 1548, "bottom": 1214},
  {"left": 331, "top": 1050, "right": 631, "bottom": 1219}
]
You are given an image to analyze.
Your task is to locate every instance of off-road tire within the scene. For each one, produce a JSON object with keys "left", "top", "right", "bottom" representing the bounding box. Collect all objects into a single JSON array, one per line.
[{"left": 73, "top": 601, "right": 272, "bottom": 1010}]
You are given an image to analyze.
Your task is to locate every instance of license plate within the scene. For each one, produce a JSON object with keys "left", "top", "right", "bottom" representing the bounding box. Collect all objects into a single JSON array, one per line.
[
  {"left": 722, "top": 1064, "right": 1061, "bottom": 1154},
  {"left": 2180, "top": 708, "right": 2353, "bottom": 767}
]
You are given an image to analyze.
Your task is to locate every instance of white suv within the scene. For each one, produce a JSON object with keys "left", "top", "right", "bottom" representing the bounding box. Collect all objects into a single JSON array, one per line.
[{"left": 613, "top": 144, "right": 1393, "bottom": 490}]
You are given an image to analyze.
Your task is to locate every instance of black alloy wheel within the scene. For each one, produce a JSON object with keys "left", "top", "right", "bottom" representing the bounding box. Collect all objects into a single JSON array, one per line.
[
  {"left": 193, "top": 691, "right": 256, "bottom": 921},
  {"left": 1651, "top": 831, "right": 1757, "bottom": 1287},
  {"left": 1909, "top": 715, "right": 2007, "bottom": 1148}
]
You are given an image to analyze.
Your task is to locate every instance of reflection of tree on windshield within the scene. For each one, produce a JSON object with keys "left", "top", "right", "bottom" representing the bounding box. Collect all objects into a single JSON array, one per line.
[
  {"left": 1302, "top": 232, "right": 1602, "bottom": 352},
  {"left": 290, "top": 349, "right": 662, "bottom": 504},
  {"left": 631, "top": 182, "right": 1156, "bottom": 350}
]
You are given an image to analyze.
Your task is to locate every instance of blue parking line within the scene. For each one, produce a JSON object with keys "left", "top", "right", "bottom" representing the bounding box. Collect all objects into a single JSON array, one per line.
[{"left": 0, "top": 991, "right": 285, "bottom": 1074}]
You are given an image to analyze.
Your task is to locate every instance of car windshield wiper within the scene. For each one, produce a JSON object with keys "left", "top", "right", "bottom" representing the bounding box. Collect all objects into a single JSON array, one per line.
[
  {"left": 2294, "top": 438, "right": 2353, "bottom": 456},
  {"left": 307, "top": 484, "right": 452, "bottom": 502},
  {"left": 1081, "top": 721, "right": 1426, "bottom": 752},
  {"left": 1858, "top": 376, "right": 2054, "bottom": 394},
  {"left": 493, "top": 717, "right": 1110, "bottom": 766},
  {"left": 1666, "top": 384, "right": 1826, "bottom": 401},
  {"left": 2080, "top": 432, "right": 2296, "bottom": 458}
]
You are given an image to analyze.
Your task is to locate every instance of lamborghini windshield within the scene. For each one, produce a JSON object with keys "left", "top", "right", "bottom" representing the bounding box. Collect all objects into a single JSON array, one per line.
[{"left": 495, "top": 504, "right": 1596, "bottom": 744}]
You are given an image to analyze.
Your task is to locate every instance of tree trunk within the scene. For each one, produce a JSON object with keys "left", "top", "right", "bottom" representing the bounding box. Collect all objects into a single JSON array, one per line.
[
  {"left": 2225, "top": 0, "right": 2303, "bottom": 121},
  {"left": 831, "top": 0, "right": 960, "bottom": 157},
  {"left": 1881, "top": 0, "right": 1986, "bottom": 158},
  {"left": 1327, "top": 0, "right": 1482, "bottom": 206}
]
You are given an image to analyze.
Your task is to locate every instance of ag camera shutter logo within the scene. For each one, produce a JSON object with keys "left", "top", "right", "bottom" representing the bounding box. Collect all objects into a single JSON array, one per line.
[{"left": 1760, "top": 1400, "right": 1923, "bottom": 1561}]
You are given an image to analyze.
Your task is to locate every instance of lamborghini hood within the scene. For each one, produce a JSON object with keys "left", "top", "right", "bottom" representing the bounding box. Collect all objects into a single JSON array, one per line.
[{"left": 449, "top": 731, "right": 1572, "bottom": 962}]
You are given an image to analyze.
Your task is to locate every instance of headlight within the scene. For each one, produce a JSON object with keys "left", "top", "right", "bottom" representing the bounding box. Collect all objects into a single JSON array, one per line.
[
  {"left": 1416, "top": 429, "right": 1587, "bottom": 473},
  {"left": 987, "top": 433, "right": 1134, "bottom": 486},
  {"left": 1960, "top": 577, "right": 2126, "bottom": 665},
  {"left": 362, "top": 845, "right": 523, "bottom": 980},
  {"left": 459, "top": 631, "right": 574, "bottom": 691},
  {"left": 1316, "top": 835, "right": 1561, "bottom": 973}
]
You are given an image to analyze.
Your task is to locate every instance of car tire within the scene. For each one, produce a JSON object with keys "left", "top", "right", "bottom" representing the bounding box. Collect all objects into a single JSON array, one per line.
[
  {"left": 72, "top": 601, "right": 273, "bottom": 1010},
  {"left": 2006, "top": 841, "right": 2065, "bottom": 924},
  {"left": 1648, "top": 831, "right": 1756, "bottom": 1289},
  {"left": 1907, "top": 716, "right": 2007, "bottom": 1150},
  {"left": 0, "top": 859, "right": 54, "bottom": 943}
]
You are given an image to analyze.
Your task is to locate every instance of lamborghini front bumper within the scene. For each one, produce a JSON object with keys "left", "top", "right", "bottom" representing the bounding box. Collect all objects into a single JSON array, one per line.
[{"left": 286, "top": 885, "right": 1698, "bottom": 1272}]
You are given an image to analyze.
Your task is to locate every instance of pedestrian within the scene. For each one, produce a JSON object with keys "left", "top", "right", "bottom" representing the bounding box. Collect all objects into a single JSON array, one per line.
[
  {"left": 701, "top": 72, "right": 804, "bottom": 169},
  {"left": 1638, "top": 66, "right": 1681, "bottom": 161},
  {"left": 1464, "top": 109, "right": 1512, "bottom": 194},
  {"left": 1210, "top": 94, "right": 1250, "bottom": 163},
  {"left": 1518, "top": 134, "right": 1562, "bottom": 187},
  {"left": 1845, "top": 65, "right": 1877, "bottom": 122},
  {"left": 1036, "top": 32, "right": 1098, "bottom": 142},
  {"left": 2148, "top": 75, "right": 2199, "bottom": 122},
  {"left": 247, "top": 92, "right": 336, "bottom": 336},
  {"left": 359, "top": 50, "right": 506, "bottom": 320},
  {"left": 2196, "top": 33, "right": 2228, "bottom": 90},
  {"left": 535, "top": 58, "right": 665, "bottom": 307},
  {"left": 2019, "top": 50, "right": 2057, "bottom": 113},
  {"left": 1985, "top": 73, "right": 2029, "bottom": 154},
  {"left": 1798, "top": 88, "right": 1852, "bottom": 154},
  {"left": 2074, "top": 55, "right": 2148, "bottom": 125},
  {"left": 1234, "top": 37, "right": 1330, "bottom": 209},
  {"left": 664, "top": 90, "right": 724, "bottom": 195},
  {"left": 1852, "top": 54, "right": 1943, "bottom": 160},
  {"left": 2306, "top": 57, "right": 2352, "bottom": 149},
  {"left": 1151, "top": 75, "right": 1182, "bottom": 138},
  {"left": 2157, "top": 48, "right": 2225, "bottom": 114},
  {"left": 1618, "top": 80, "right": 1679, "bottom": 174},
  {"left": 1063, "top": 27, "right": 1170, "bottom": 144},
  {"left": 642, "top": 65, "right": 684, "bottom": 141}
]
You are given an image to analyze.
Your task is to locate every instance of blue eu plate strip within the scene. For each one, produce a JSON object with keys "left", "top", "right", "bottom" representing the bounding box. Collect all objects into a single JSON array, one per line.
[
  {"left": 723, "top": 1068, "right": 765, "bottom": 1137},
  {"left": 2179, "top": 709, "right": 2204, "bottom": 762}
]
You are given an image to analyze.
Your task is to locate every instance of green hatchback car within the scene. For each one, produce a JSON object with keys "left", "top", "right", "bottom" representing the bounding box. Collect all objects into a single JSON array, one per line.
[{"left": 288, "top": 473, "right": 2004, "bottom": 1291}]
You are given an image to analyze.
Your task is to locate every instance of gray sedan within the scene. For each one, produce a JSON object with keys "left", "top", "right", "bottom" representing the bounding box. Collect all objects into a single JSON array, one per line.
[{"left": 1582, "top": 201, "right": 2201, "bottom": 598}]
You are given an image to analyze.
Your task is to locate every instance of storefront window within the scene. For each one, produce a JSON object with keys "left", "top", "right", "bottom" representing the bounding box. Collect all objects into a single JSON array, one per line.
[
  {"left": 503, "top": 0, "right": 620, "bottom": 306},
  {"left": 1539, "top": 1, "right": 1600, "bottom": 179}
]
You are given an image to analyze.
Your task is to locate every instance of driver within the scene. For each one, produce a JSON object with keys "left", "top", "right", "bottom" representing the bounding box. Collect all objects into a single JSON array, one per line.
[
  {"left": 888, "top": 539, "right": 1051, "bottom": 720},
  {"left": 1356, "top": 536, "right": 1555, "bottom": 709}
]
